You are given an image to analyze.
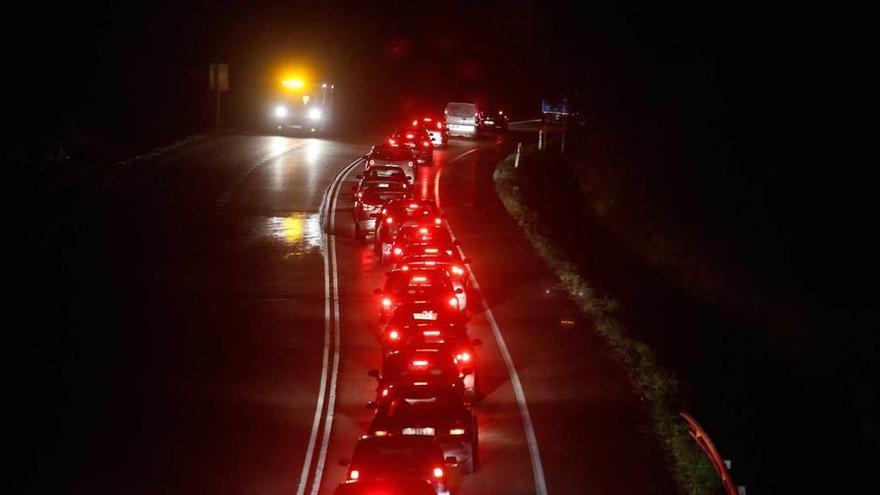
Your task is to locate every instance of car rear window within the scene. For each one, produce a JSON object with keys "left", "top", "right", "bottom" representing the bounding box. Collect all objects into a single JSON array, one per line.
[
  {"left": 446, "top": 103, "right": 476, "bottom": 116},
  {"left": 373, "top": 148, "right": 413, "bottom": 161}
]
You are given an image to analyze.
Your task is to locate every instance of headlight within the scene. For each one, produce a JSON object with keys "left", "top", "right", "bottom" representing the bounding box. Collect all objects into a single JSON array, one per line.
[
  {"left": 274, "top": 105, "right": 288, "bottom": 118},
  {"left": 308, "top": 108, "right": 323, "bottom": 120}
]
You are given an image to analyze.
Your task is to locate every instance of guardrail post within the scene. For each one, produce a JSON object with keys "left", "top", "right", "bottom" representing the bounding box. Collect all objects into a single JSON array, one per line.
[
  {"left": 560, "top": 131, "right": 566, "bottom": 155},
  {"left": 514, "top": 142, "right": 522, "bottom": 168},
  {"left": 538, "top": 129, "right": 544, "bottom": 150}
]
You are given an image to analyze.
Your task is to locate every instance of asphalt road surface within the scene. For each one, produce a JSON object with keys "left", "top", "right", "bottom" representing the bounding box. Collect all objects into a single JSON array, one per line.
[{"left": 15, "top": 129, "right": 677, "bottom": 494}]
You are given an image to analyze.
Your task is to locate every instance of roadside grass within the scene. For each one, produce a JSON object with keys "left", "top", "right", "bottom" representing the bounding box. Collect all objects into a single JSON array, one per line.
[{"left": 493, "top": 148, "right": 719, "bottom": 495}]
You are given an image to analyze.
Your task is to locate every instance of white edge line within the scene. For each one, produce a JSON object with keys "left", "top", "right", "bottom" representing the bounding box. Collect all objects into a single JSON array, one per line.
[
  {"left": 435, "top": 148, "right": 549, "bottom": 495},
  {"left": 296, "top": 157, "right": 361, "bottom": 495},
  {"left": 310, "top": 157, "right": 357, "bottom": 495}
]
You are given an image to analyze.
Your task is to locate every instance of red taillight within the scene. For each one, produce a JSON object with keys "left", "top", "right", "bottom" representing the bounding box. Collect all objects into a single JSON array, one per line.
[
  {"left": 408, "top": 161, "right": 414, "bottom": 167},
  {"left": 381, "top": 388, "right": 389, "bottom": 397},
  {"left": 419, "top": 228, "right": 428, "bottom": 234},
  {"left": 388, "top": 139, "right": 396, "bottom": 145},
  {"left": 455, "top": 352, "right": 471, "bottom": 363},
  {"left": 498, "top": 110, "right": 504, "bottom": 115},
  {"left": 401, "top": 265, "right": 409, "bottom": 271},
  {"left": 386, "top": 217, "right": 393, "bottom": 224},
  {"left": 449, "top": 297, "right": 459, "bottom": 308},
  {"left": 451, "top": 265, "right": 464, "bottom": 275},
  {"left": 393, "top": 247, "right": 403, "bottom": 256},
  {"left": 423, "top": 117, "right": 432, "bottom": 122},
  {"left": 422, "top": 141, "right": 431, "bottom": 147},
  {"left": 388, "top": 329, "right": 400, "bottom": 341},
  {"left": 434, "top": 217, "right": 442, "bottom": 225},
  {"left": 423, "top": 330, "right": 441, "bottom": 336},
  {"left": 433, "top": 467, "right": 444, "bottom": 478},
  {"left": 382, "top": 297, "right": 392, "bottom": 308},
  {"left": 412, "top": 119, "right": 418, "bottom": 126},
  {"left": 369, "top": 159, "right": 375, "bottom": 165},
  {"left": 436, "top": 121, "right": 443, "bottom": 129},
  {"left": 412, "top": 360, "right": 429, "bottom": 368},
  {"left": 349, "top": 469, "right": 360, "bottom": 480},
  {"left": 406, "top": 133, "right": 414, "bottom": 139},
  {"left": 409, "top": 203, "right": 419, "bottom": 208}
]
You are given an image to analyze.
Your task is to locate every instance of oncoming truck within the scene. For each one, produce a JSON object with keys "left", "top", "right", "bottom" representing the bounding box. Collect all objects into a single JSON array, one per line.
[{"left": 270, "top": 79, "right": 334, "bottom": 134}]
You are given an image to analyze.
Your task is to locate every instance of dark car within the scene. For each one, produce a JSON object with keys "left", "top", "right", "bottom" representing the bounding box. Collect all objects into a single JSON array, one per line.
[
  {"left": 390, "top": 128, "right": 434, "bottom": 165},
  {"left": 375, "top": 267, "right": 462, "bottom": 322},
  {"left": 381, "top": 222, "right": 455, "bottom": 266},
  {"left": 339, "top": 435, "right": 450, "bottom": 495},
  {"left": 354, "top": 181, "right": 411, "bottom": 240},
  {"left": 367, "top": 347, "right": 469, "bottom": 407},
  {"left": 366, "top": 145, "right": 416, "bottom": 182},
  {"left": 382, "top": 303, "right": 470, "bottom": 356},
  {"left": 477, "top": 106, "right": 509, "bottom": 132},
  {"left": 410, "top": 116, "right": 448, "bottom": 148},
  {"left": 368, "top": 383, "right": 479, "bottom": 474},
  {"left": 374, "top": 199, "right": 443, "bottom": 257}
]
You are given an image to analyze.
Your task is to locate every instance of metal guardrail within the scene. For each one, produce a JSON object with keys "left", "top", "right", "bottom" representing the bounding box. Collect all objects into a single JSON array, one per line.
[{"left": 680, "top": 412, "right": 744, "bottom": 495}]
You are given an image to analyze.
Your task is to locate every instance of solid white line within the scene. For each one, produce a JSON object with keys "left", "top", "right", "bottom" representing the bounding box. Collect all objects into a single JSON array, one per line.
[
  {"left": 310, "top": 157, "right": 355, "bottom": 495},
  {"left": 296, "top": 157, "right": 361, "bottom": 495},
  {"left": 435, "top": 149, "right": 549, "bottom": 495}
]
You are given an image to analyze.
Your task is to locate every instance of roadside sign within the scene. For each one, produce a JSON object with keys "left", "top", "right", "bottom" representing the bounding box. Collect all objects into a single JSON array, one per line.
[{"left": 209, "top": 63, "right": 229, "bottom": 91}]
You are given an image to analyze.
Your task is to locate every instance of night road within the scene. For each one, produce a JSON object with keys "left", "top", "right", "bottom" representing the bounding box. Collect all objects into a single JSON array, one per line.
[{"left": 14, "top": 129, "right": 674, "bottom": 495}]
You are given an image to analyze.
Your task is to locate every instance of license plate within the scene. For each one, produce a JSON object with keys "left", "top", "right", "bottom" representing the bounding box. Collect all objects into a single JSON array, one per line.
[
  {"left": 413, "top": 311, "right": 438, "bottom": 320},
  {"left": 402, "top": 427, "right": 435, "bottom": 436},
  {"left": 484, "top": 120, "right": 494, "bottom": 125},
  {"left": 449, "top": 124, "right": 472, "bottom": 131}
]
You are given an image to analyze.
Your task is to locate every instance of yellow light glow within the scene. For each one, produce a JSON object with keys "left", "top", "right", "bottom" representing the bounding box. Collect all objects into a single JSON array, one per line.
[{"left": 283, "top": 79, "right": 304, "bottom": 88}]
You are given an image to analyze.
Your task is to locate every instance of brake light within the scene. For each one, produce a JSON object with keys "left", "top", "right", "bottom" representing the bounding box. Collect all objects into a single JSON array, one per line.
[
  {"left": 388, "top": 138, "right": 396, "bottom": 145},
  {"left": 455, "top": 352, "right": 471, "bottom": 363},
  {"left": 434, "top": 217, "right": 442, "bottom": 225},
  {"left": 449, "top": 297, "right": 458, "bottom": 308},
  {"left": 381, "top": 388, "right": 389, "bottom": 397},
  {"left": 409, "top": 203, "right": 419, "bottom": 208},
  {"left": 408, "top": 161, "right": 414, "bottom": 167},
  {"left": 419, "top": 228, "right": 428, "bottom": 234},
  {"left": 412, "top": 120, "right": 418, "bottom": 126},
  {"left": 411, "top": 276, "right": 428, "bottom": 283},
  {"left": 449, "top": 428, "right": 466, "bottom": 435},
  {"left": 406, "top": 133, "right": 414, "bottom": 139},
  {"left": 374, "top": 430, "right": 388, "bottom": 436},
  {"left": 436, "top": 121, "right": 443, "bottom": 129},
  {"left": 386, "top": 217, "right": 393, "bottom": 224},
  {"left": 401, "top": 265, "right": 409, "bottom": 271},
  {"left": 451, "top": 266, "right": 464, "bottom": 275},
  {"left": 412, "top": 360, "right": 429, "bottom": 367},
  {"left": 422, "top": 141, "right": 431, "bottom": 147},
  {"left": 349, "top": 469, "right": 360, "bottom": 480},
  {"left": 413, "top": 381, "right": 428, "bottom": 385},
  {"left": 498, "top": 110, "right": 504, "bottom": 115},
  {"left": 424, "top": 117, "right": 432, "bottom": 122},
  {"left": 433, "top": 467, "right": 444, "bottom": 478},
  {"left": 423, "top": 330, "right": 441, "bottom": 336},
  {"left": 368, "top": 159, "right": 375, "bottom": 165},
  {"left": 388, "top": 329, "right": 400, "bottom": 341},
  {"left": 382, "top": 297, "right": 393, "bottom": 308},
  {"left": 393, "top": 247, "right": 403, "bottom": 256},
  {"left": 425, "top": 248, "right": 438, "bottom": 254}
]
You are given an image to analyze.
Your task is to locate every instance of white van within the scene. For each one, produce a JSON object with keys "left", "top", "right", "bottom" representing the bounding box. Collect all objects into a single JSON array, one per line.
[{"left": 444, "top": 102, "right": 480, "bottom": 138}]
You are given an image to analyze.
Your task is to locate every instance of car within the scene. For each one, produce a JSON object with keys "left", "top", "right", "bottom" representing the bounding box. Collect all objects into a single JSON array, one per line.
[
  {"left": 354, "top": 181, "right": 411, "bottom": 240},
  {"left": 374, "top": 199, "right": 443, "bottom": 256},
  {"left": 339, "top": 435, "right": 450, "bottom": 495},
  {"left": 444, "top": 102, "right": 480, "bottom": 138},
  {"left": 367, "top": 383, "right": 480, "bottom": 474},
  {"left": 382, "top": 303, "right": 470, "bottom": 356},
  {"left": 410, "top": 116, "right": 448, "bottom": 148},
  {"left": 333, "top": 477, "right": 439, "bottom": 495},
  {"left": 381, "top": 222, "right": 455, "bottom": 266},
  {"left": 375, "top": 267, "right": 463, "bottom": 322},
  {"left": 390, "top": 128, "right": 434, "bottom": 165},
  {"left": 366, "top": 145, "right": 417, "bottom": 182},
  {"left": 367, "top": 347, "right": 469, "bottom": 407},
  {"left": 477, "top": 106, "right": 509, "bottom": 132},
  {"left": 397, "top": 248, "right": 471, "bottom": 311}
]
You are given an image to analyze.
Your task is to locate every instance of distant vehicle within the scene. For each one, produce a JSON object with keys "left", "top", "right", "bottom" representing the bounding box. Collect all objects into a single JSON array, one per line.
[
  {"left": 368, "top": 383, "right": 480, "bottom": 473},
  {"left": 375, "top": 266, "right": 462, "bottom": 321},
  {"left": 365, "top": 144, "right": 416, "bottom": 182},
  {"left": 444, "top": 102, "right": 480, "bottom": 138},
  {"left": 339, "top": 435, "right": 450, "bottom": 495},
  {"left": 477, "top": 106, "right": 508, "bottom": 132},
  {"left": 374, "top": 199, "right": 442, "bottom": 257},
  {"left": 391, "top": 128, "right": 434, "bottom": 165},
  {"left": 541, "top": 97, "right": 578, "bottom": 124},
  {"left": 270, "top": 82, "right": 333, "bottom": 133},
  {"left": 367, "top": 347, "right": 468, "bottom": 406},
  {"left": 411, "top": 116, "right": 448, "bottom": 148}
]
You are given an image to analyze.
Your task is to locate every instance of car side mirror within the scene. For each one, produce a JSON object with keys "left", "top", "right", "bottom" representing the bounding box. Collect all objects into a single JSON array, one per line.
[
  {"left": 463, "top": 258, "right": 472, "bottom": 264},
  {"left": 444, "top": 456, "right": 458, "bottom": 464},
  {"left": 366, "top": 400, "right": 378, "bottom": 409},
  {"left": 339, "top": 458, "right": 351, "bottom": 467},
  {"left": 460, "top": 367, "right": 474, "bottom": 376},
  {"left": 374, "top": 288, "right": 382, "bottom": 295},
  {"left": 368, "top": 368, "right": 381, "bottom": 378},
  {"left": 455, "top": 288, "right": 464, "bottom": 294},
  {"left": 472, "top": 338, "right": 482, "bottom": 346}
]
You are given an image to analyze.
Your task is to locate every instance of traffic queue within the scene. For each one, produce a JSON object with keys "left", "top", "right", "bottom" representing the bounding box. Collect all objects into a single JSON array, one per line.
[{"left": 335, "top": 115, "right": 482, "bottom": 495}]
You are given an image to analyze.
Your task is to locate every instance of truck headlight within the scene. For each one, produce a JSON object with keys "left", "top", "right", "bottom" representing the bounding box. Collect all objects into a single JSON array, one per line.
[
  {"left": 308, "top": 108, "right": 323, "bottom": 120},
  {"left": 274, "top": 105, "right": 288, "bottom": 118}
]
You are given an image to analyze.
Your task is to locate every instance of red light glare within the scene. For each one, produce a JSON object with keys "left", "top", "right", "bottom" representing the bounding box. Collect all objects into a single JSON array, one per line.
[
  {"left": 393, "top": 247, "right": 403, "bottom": 256},
  {"left": 406, "top": 133, "right": 414, "bottom": 139},
  {"left": 411, "top": 360, "right": 429, "bottom": 367},
  {"left": 386, "top": 217, "right": 393, "bottom": 224},
  {"left": 449, "top": 297, "right": 458, "bottom": 307},
  {"left": 434, "top": 217, "right": 442, "bottom": 225},
  {"left": 388, "top": 329, "right": 400, "bottom": 341},
  {"left": 350, "top": 469, "right": 360, "bottom": 480},
  {"left": 423, "top": 330, "right": 441, "bottom": 336},
  {"left": 433, "top": 467, "right": 444, "bottom": 478},
  {"left": 382, "top": 297, "right": 392, "bottom": 307}
]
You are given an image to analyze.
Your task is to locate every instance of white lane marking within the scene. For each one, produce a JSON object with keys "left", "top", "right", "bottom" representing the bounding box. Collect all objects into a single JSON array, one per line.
[
  {"left": 435, "top": 149, "right": 549, "bottom": 495},
  {"left": 310, "top": 157, "right": 355, "bottom": 495},
  {"left": 296, "top": 157, "right": 361, "bottom": 495}
]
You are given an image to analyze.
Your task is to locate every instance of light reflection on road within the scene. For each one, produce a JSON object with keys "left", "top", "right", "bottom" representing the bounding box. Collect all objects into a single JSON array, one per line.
[{"left": 266, "top": 212, "right": 323, "bottom": 255}]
